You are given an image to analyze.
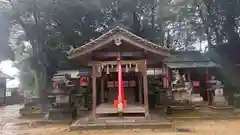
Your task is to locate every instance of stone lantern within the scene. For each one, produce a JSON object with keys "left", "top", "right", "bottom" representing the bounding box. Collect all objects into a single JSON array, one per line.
[{"left": 47, "top": 74, "right": 75, "bottom": 121}]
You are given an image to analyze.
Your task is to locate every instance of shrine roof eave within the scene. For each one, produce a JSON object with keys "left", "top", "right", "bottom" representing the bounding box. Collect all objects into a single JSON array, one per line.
[
  {"left": 67, "top": 26, "right": 170, "bottom": 59},
  {"left": 165, "top": 61, "right": 220, "bottom": 69}
]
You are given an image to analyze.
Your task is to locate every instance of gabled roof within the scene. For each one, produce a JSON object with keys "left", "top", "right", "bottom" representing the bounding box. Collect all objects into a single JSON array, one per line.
[{"left": 68, "top": 26, "right": 169, "bottom": 59}]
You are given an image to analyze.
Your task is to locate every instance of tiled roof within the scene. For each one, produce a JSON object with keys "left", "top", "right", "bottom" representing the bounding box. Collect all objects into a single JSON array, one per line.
[
  {"left": 164, "top": 51, "right": 210, "bottom": 63},
  {"left": 164, "top": 51, "right": 219, "bottom": 68}
]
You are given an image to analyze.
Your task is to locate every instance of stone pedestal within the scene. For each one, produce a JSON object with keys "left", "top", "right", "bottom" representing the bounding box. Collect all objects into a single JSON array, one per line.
[
  {"left": 191, "top": 94, "right": 205, "bottom": 107},
  {"left": 191, "top": 94, "right": 203, "bottom": 102},
  {"left": 47, "top": 108, "right": 72, "bottom": 121},
  {"left": 46, "top": 99, "right": 72, "bottom": 122},
  {"left": 212, "top": 88, "right": 228, "bottom": 106},
  {"left": 173, "top": 92, "right": 191, "bottom": 101},
  {"left": 19, "top": 99, "right": 43, "bottom": 116},
  {"left": 213, "top": 95, "right": 228, "bottom": 106},
  {"left": 208, "top": 88, "right": 233, "bottom": 110}
]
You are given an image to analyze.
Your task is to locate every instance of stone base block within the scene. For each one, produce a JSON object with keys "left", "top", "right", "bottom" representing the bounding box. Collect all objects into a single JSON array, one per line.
[
  {"left": 208, "top": 105, "right": 234, "bottom": 110},
  {"left": 47, "top": 108, "right": 72, "bottom": 121},
  {"left": 19, "top": 107, "right": 44, "bottom": 116}
]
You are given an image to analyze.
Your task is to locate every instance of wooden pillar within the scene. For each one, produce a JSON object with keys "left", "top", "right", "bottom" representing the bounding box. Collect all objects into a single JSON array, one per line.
[
  {"left": 142, "top": 60, "right": 149, "bottom": 118},
  {"left": 101, "top": 76, "right": 104, "bottom": 103},
  {"left": 187, "top": 71, "right": 191, "bottom": 81},
  {"left": 169, "top": 68, "right": 172, "bottom": 88},
  {"left": 92, "top": 64, "right": 97, "bottom": 120},
  {"left": 162, "top": 63, "right": 166, "bottom": 88},
  {"left": 138, "top": 73, "right": 143, "bottom": 104},
  {"left": 165, "top": 65, "right": 169, "bottom": 88},
  {"left": 206, "top": 68, "right": 210, "bottom": 104}
]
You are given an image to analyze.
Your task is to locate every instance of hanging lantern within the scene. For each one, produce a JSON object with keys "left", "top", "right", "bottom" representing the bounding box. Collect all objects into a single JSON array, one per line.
[
  {"left": 116, "top": 64, "right": 119, "bottom": 72},
  {"left": 106, "top": 65, "right": 110, "bottom": 74},
  {"left": 135, "top": 64, "right": 139, "bottom": 72},
  {"left": 126, "top": 64, "right": 129, "bottom": 73},
  {"left": 97, "top": 64, "right": 101, "bottom": 73}
]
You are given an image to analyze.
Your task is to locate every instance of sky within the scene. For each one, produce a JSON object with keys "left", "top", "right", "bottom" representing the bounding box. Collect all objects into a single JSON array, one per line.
[{"left": 0, "top": 60, "right": 20, "bottom": 88}]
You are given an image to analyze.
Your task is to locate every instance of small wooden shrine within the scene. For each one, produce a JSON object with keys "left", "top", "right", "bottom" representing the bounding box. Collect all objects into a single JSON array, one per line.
[
  {"left": 163, "top": 51, "right": 230, "bottom": 113},
  {"left": 68, "top": 26, "right": 170, "bottom": 119}
]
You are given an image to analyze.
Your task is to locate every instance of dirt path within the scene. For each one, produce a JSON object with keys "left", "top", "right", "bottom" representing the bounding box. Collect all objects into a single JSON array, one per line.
[{"left": 1, "top": 104, "right": 240, "bottom": 135}]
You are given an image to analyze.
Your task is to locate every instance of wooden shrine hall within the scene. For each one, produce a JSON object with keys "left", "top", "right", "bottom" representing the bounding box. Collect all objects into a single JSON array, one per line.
[{"left": 68, "top": 26, "right": 170, "bottom": 119}]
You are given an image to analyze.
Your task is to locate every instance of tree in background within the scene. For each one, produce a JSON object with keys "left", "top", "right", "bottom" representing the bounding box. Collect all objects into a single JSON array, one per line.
[
  {"left": 4, "top": 0, "right": 240, "bottom": 107},
  {"left": 0, "top": 1, "right": 14, "bottom": 61}
]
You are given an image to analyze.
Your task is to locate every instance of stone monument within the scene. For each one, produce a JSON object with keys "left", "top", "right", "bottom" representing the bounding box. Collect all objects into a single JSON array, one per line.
[
  {"left": 212, "top": 81, "right": 228, "bottom": 106},
  {"left": 208, "top": 76, "right": 233, "bottom": 109}
]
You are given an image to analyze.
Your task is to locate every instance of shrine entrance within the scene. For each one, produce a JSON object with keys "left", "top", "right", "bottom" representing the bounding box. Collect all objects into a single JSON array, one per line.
[
  {"left": 93, "top": 58, "right": 148, "bottom": 116},
  {"left": 96, "top": 63, "right": 145, "bottom": 115},
  {"left": 104, "top": 72, "right": 139, "bottom": 104},
  {"left": 68, "top": 26, "right": 169, "bottom": 119}
]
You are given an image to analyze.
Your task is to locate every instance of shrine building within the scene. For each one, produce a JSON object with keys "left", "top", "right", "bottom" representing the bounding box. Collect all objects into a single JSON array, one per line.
[{"left": 67, "top": 26, "right": 219, "bottom": 120}]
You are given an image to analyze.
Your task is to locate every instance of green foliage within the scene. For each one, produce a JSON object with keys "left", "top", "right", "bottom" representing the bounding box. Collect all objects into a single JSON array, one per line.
[
  {"left": 7, "top": 0, "right": 203, "bottom": 94},
  {"left": 9, "top": 0, "right": 240, "bottom": 96},
  {"left": 0, "top": 3, "right": 14, "bottom": 61}
]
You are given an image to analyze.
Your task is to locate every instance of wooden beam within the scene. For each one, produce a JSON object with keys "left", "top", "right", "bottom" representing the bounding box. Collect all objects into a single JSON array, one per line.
[
  {"left": 90, "top": 60, "right": 145, "bottom": 66},
  {"left": 138, "top": 73, "right": 143, "bottom": 104},
  {"left": 92, "top": 64, "right": 97, "bottom": 120},
  {"left": 93, "top": 52, "right": 144, "bottom": 57},
  {"left": 101, "top": 76, "right": 104, "bottom": 103}
]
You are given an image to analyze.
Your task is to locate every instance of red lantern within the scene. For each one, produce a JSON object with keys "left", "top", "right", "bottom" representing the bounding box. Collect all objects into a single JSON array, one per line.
[{"left": 79, "top": 76, "right": 89, "bottom": 87}]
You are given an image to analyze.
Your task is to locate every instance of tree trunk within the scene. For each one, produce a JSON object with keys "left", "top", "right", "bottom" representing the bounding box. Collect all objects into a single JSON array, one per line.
[
  {"left": 132, "top": 12, "right": 141, "bottom": 34},
  {"left": 196, "top": 1, "right": 212, "bottom": 48}
]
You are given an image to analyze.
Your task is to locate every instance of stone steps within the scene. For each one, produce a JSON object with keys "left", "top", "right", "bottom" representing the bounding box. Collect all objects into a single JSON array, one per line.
[
  {"left": 70, "top": 115, "right": 172, "bottom": 130},
  {"left": 70, "top": 121, "right": 172, "bottom": 130}
]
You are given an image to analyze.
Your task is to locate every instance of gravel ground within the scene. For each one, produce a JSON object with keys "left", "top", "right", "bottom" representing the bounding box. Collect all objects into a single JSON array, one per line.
[{"left": 1, "top": 104, "right": 240, "bottom": 135}]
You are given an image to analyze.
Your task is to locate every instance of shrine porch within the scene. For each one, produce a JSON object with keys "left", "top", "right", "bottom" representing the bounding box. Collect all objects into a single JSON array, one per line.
[
  {"left": 96, "top": 103, "right": 145, "bottom": 115},
  {"left": 70, "top": 113, "right": 172, "bottom": 130}
]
